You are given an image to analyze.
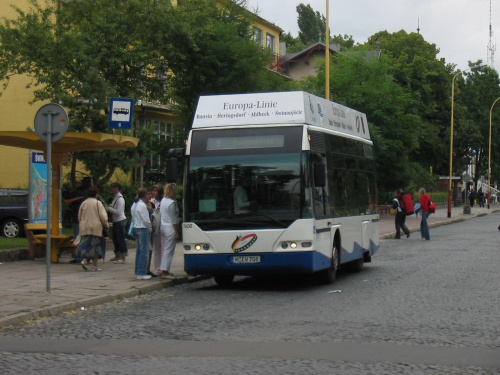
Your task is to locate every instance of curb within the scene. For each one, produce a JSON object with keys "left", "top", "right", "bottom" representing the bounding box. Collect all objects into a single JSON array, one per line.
[{"left": 0, "top": 275, "right": 209, "bottom": 328}]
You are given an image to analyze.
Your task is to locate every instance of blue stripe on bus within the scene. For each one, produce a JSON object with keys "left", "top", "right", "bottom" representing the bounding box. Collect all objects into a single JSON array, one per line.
[{"left": 184, "top": 251, "right": 331, "bottom": 276}]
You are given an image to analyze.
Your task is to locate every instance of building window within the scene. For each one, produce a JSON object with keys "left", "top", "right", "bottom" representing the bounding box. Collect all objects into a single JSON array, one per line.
[
  {"left": 253, "top": 28, "right": 263, "bottom": 47},
  {"left": 266, "top": 33, "right": 275, "bottom": 52}
]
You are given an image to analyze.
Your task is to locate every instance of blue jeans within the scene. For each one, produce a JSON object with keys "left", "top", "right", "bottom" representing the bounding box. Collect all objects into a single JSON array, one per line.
[
  {"left": 112, "top": 219, "right": 128, "bottom": 258},
  {"left": 134, "top": 228, "right": 150, "bottom": 276},
  {"left": 420, "top": 211, "right": 430, "bottom": 240}
]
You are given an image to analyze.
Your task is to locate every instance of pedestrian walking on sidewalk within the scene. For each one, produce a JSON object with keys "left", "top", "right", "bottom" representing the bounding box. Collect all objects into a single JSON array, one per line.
[
  {"left": 477, "top": 188, "right": 485, "bottom": 207},
  {"left": 392, "top": 189, "right": 410, "bottom": 239},
  {"left": 159, "top": 183, "right": 179, "bottom": 280},
  {"left": 419, "top": 188, "right": 431, "bottom": 241},
  {"left": 107, "top": 182, "right": 129, "bottom": 264},
  {"left": 77, "top": 186, "right": 109, "bottom": 271},
  {"left": 468, "top": 188, "right": 476, "bottom": 208},
  {"left": 132, "top": 188, "right": 152, "bottom": 280}
]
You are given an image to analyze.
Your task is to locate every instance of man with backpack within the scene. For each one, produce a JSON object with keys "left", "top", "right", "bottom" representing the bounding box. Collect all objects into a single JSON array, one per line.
[{"left": 392, "top": 189, "right": 411, "bottom": 239}]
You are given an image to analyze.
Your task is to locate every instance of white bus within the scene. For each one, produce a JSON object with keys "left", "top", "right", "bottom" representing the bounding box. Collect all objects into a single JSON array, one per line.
[{"left": 178, "top": 91, "right": 379, "bottom": 285}]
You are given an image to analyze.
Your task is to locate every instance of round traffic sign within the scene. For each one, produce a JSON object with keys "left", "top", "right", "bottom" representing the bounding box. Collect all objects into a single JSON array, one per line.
[{"left": 34, "top": 103, "right": 69, "bottom": 143}]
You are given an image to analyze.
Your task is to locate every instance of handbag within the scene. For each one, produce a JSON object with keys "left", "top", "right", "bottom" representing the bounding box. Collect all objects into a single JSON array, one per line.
[
  {"left": 96, "top": 200, "right": 108, "bottom": 237},
  {"left": 429, "top": 202, "right": 436, "bottom": 214},
  {"left": 128, "top": 203, "right": 137, "bottom": 238}
]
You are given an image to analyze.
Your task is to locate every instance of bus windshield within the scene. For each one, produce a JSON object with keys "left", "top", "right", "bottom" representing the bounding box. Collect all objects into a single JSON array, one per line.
[{"left": 184, "top": 127, "right": 311, "bottom": 230}]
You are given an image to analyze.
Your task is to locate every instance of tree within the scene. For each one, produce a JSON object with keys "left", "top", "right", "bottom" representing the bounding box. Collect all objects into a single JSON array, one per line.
[
  {"left": 458, "top": 63, "right": 500, "bottom": 190},
  {"left": 331, "top": 34, "right": 355, "bottom": 50},
  {"left": 0, "top": 0, "right": 286, "bottom": 187},
  {"left": 363, "top": 30, "right": 454, "bottom": 178},
  {"left": 296, "top": 3, "right": 326, "bottom": 45},
  {"left": 0, "top": 0, "right": 170, "bottom": 187},
  {"left": 300, "top": 50, "right": 431, "bottom": 194},
  {"left": 160, "top": 0, "right": 286, "bottom": 133}
]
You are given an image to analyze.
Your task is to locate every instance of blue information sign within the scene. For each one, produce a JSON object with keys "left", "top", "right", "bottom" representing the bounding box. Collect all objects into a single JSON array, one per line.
[{"left": 109, "top": 98, "right": 134, "bottom": 129}]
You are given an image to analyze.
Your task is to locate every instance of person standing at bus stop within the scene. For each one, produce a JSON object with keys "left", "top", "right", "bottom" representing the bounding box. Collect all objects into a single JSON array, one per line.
[
  {"left": 392, "top": 189, "right": 410, "bottom": 239},
  {"left": 107, "top": 182, "right": 128, "bottom": 264},
  {"left": 419, "top": 188, "right": 431, "bottom": 241},
  {"left": 132, "top": 188, "right": 152, "bottom": 280},
  {"left": 159, "top": 183, "right": 179, "bottom": 280}
]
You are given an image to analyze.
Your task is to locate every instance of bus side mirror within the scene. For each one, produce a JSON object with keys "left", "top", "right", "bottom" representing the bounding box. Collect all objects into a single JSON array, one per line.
[
  {"left": 165, "top": 159, "right": 177, "bottom": 183},
  {"left": 314, "top": 163, "right": 326, "bottom": 187},
  {"left": 166, "top": 147, "right": 185, "bottom": 183}
]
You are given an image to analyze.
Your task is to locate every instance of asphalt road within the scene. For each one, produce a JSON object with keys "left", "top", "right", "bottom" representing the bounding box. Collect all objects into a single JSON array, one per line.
[{"left": 0, "top": 212, "right": 499, "bottom": 374}]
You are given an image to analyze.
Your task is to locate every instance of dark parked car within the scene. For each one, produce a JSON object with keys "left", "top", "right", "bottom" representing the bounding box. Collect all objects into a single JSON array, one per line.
[{"left": 0, "top": 189, "right": 29, "bottom": 238}]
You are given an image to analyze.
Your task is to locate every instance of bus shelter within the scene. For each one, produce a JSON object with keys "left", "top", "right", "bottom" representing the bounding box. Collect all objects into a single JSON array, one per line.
[{"left": 0, "top": 131, "right": 139, "bottom": 261}]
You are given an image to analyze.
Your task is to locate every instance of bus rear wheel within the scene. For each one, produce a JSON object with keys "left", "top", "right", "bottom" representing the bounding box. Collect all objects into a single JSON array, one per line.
[
  {"left": 317, "top": 244, "right": 339, "bottom": 285},
  {"left": 214, "top": 274, "right": 235, "bottom": 286}
]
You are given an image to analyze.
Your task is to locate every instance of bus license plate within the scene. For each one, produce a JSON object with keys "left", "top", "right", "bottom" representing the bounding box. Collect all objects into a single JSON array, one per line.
[{"left": 232, "top": 255, "right": 261, "bottom": 264}]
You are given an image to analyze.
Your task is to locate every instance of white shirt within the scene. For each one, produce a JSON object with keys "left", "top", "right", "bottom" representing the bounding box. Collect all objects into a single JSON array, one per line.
[
  {"left": 107, "top": 193, "right": 126, "bottom": 222},
  {"left": 132, "top": 200, "right": 151, "bottom": 231},
  {"left": 160, "top": 197, "right": 179, "bottom": 229}
]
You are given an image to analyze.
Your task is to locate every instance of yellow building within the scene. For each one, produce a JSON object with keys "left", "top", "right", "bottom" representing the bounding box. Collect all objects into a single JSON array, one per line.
[
  {"left": 0, "top": 0, "right": 283, "bottom": 188},
  {"left": 0, "top": 2, "right": 44, "bottom": 188}
]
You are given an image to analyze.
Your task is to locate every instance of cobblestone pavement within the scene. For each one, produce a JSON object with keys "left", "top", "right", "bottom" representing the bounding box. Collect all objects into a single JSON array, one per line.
[{"left": 1, "top": 212, "right": 499, "bottom": 374}]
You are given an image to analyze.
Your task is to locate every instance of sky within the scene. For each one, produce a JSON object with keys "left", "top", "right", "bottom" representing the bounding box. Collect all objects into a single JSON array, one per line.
[{"left": 246, "top": 0, "right": 499, "bottom": 71}]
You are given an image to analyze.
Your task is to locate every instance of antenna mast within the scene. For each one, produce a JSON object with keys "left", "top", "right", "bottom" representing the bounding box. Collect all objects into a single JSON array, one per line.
[{"left": 487, "top": 0, "right": 496, "bottom": 67}]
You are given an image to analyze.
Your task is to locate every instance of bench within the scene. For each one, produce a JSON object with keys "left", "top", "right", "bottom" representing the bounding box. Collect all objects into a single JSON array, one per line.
[{"left": 24, "top": 223, "right": 76, "bottom": 262}]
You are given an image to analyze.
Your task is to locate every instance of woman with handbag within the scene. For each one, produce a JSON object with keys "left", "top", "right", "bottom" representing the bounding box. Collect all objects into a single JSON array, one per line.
[{"left": 77, "top": 186, "right": 109, "bottom": 271}]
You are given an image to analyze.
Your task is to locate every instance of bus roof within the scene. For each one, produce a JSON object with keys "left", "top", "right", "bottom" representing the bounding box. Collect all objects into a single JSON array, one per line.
[{"left": 192, "top": 91, "right": 371, "bottom": 141}]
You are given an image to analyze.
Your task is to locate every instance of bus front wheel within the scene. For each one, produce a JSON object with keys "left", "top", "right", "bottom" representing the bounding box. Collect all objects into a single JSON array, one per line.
[
  {"left": 214, "top": 274, "right": 235, "bottom": 286},
  {"left": 318, "top": 244, "right": 339, "bottom": 285}
]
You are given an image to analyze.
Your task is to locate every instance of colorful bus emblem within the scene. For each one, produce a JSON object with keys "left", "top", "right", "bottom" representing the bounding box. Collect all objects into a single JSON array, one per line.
[{"left": 231, "top": 233, "right": 258, "bottom": 253}]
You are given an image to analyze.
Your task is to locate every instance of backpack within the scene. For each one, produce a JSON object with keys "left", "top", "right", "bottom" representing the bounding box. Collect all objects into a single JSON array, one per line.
[{"left": 400, "top": 191, "right": 415, "bottom": 215}]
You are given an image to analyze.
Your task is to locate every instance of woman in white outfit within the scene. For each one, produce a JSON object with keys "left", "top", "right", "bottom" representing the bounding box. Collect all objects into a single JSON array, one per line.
[
  {"left": 159, "top": 183, "right": 179, "bottom": 279},
  {"left": 150, "top": 184, "right": 163, "bottom": 276}
]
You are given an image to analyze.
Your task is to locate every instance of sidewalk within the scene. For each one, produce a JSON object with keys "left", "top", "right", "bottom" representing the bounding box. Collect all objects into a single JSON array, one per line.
[{"left": 0, "top": 205, "right": 498, "bottom": 327}]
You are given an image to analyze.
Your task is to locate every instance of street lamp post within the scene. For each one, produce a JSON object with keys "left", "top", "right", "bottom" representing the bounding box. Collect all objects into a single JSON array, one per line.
[
  {"left": 488, "top": 97, "right": 500, "bottom": 209},
  {"left": 325, "top": 0, "right": 330, "bottom": 100},
  {"left": 448, "top": 64, "right": 486, "bottom": 218}
]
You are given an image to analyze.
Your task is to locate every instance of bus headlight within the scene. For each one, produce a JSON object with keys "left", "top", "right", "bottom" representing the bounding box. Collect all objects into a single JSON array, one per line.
[
  {"left": 194, "top": 244, "right": 210, "bottom": 251},
  {"left": 281, "top": 241, "right": 312, "bottom": 250}
]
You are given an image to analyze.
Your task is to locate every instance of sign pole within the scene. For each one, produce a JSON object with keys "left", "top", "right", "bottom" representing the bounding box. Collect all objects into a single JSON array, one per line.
[
  {"left": 34, "top": 103, "right": 68, "bottom": 293},
  {"left": 45, "top": 112, "right": 53, "bottom": 293}
]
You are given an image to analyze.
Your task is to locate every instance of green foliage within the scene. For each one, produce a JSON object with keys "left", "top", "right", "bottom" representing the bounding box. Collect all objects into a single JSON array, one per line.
[
  {"left": 162, "top": 0, "right": 286, "bottom": 132},
  {"left": 459, "top": 64, "right": 500, "bottom": 190},
  {"left": 280, "top": 31, "right": 306, "bottom": 53},
  {"left": 296, "top": 3, "right": 326, "bottom": 45},
  {"left": 331, "top": 34, "right": 355, "bottom": 50},
  {"left": 0, "top": 0, "right": 288, "bottom": 187},
  {"left": 428, "top": 192, "right": 448, "bottom": 202},
  {"left": 0, "top": 237, "right": 28, "bottom": 250}
]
